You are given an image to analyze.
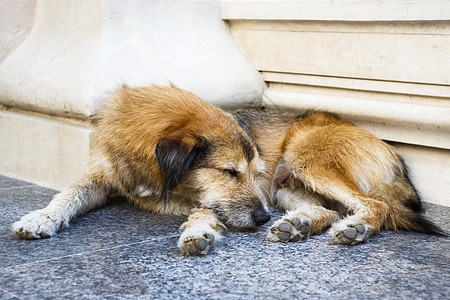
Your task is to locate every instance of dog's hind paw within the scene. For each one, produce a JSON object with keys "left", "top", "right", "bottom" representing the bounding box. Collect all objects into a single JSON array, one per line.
[
  {"left": 267, "top": 217, "right": 311, "bottom": 243},
  {"left": 331, "top": 220, "right": 371, "bottom": 245}
]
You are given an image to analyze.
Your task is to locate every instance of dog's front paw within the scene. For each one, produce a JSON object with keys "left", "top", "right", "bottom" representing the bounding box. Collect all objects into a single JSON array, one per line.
[
  {"left": 331, "top": 220, "right": 371, "bottom": 245},
  {"left": 178, "top": 225, "right": 219, "bottom": 256},
  {"left": 267, "top": 217, "right": 311, "bottom": 243},
  {"left": 180, "top": 233, "right": 216, "bottom": 256},
  {"left": 12, "top": 209, "right": 64, "bottom": 240}
]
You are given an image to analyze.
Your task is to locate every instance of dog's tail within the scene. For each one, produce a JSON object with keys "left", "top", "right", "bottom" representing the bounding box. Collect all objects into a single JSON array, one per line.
[
  {"left": 394, "top": 209, "right": 447, "bottom": 236},
  {"left": 386, "top": 198, "right": 447, "bottom": 236},
  {"left": 369, "top": 175, "right": 447, "bottom": 236}
]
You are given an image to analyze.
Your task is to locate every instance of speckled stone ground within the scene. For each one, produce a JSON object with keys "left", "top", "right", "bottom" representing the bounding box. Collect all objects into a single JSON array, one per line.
[{"left": 1, "top": 174, "right": 449, "bottom": 299}]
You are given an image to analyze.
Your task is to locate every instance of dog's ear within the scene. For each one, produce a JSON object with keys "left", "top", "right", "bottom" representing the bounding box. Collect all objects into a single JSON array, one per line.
[{"left": 155, "top": 130, "right": 209, "bottom": 203}]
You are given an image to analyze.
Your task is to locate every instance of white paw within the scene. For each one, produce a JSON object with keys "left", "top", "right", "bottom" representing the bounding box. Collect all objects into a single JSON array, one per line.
[
  {"left": 178, "top": 224, "right": 220, "bottom": 256},
  {"left": 267, "top": 216, "right": 311, "bottom": 243},
  {"left": 12, "top": 209, "right": 65, "bottom": 239},
  {"left": 331, "top": 219, "right": 371, "bottom": 245}
]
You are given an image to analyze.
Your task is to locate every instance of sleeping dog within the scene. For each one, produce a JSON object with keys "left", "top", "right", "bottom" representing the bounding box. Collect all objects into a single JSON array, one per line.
[
  {"left": 13, "top": 85, "right": 271, "bottom": 256},
  {"left": 13, "top": 86, "right": 443, "bottom": 255}
]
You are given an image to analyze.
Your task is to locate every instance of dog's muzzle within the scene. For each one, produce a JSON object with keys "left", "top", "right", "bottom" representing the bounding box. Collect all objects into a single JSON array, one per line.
[{"left": 252, "top": 207, "right": 271, "bottom": 226}]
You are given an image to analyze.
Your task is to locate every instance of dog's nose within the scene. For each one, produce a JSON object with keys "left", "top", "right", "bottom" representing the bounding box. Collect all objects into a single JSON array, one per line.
[{"left": 252, "top": 207, "right": 271, "bottom": 226}]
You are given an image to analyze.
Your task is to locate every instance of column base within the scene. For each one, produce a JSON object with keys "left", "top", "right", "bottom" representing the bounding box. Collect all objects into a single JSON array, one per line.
[{"left": 0, "top": 109, "right": 92, "bottom": 190}]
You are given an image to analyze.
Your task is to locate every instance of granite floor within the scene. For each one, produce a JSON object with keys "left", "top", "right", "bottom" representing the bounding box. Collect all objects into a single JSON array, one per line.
[{"left": 1, "top": 174, "right": 449, "bottom": 300}]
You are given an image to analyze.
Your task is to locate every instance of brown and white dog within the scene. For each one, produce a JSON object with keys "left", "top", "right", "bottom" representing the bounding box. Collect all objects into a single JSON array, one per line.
[
  {"left": 12, "top": 85, "right": 271, "bottom": 256},
  {"left": 13, "top": 86, "right": 444, "bottom": 255},
  {"left": 233, "top": 109, "right": 445, "bottom": 245}
]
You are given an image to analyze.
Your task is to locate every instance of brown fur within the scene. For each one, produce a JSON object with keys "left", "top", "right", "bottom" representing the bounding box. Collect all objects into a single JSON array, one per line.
[
  {"left": 233, "top": 109, "right": 444, "bottom": 245},
  {"left": 12, "top": 85, "right": 270, "bottom": 255}
]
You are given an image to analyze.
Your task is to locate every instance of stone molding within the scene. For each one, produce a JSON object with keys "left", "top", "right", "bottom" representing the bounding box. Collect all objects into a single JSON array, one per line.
[
  {"left": 222, "top": 0, "right": 450, "bottom": 21},
  {"left": 223, "top": 4, "right": 450, "bottom": 151}
]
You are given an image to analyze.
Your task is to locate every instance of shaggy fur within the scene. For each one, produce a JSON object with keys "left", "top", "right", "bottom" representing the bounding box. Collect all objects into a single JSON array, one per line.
[
  {"left": 12, "top": 85, "right": 271, "bottom": 256},
  {"left": 233, "top": 109, "right": 445, "bottom": 245}
]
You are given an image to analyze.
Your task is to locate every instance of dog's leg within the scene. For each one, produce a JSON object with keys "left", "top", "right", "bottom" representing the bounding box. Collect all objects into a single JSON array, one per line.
[
  {"left": 178, "top": 208, "right": 224, "bottom": 256},
  {"left": 321, "top": 183, "right": 388, "bottom": 245},
  {"left": 268, "top": 201, "right": 339, "bottom": 243},
  {"left": 12, "top": 176, "right": 110, "bottom": 239}
]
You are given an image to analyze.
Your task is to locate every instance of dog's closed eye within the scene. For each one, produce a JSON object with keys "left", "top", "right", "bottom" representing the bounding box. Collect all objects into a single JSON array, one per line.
[{"left": 222, "top": 169, "right": 239, "bottom": 179}]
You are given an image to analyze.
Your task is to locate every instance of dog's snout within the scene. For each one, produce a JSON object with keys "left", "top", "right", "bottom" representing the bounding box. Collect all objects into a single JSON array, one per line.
[{"left": 252, "top": 207, "right": 271, "bottom": 226}]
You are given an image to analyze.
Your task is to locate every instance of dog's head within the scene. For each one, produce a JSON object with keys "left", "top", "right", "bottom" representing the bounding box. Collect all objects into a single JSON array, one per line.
[{"left": 155, "top": 118, "right": 270, "bottom": 230}]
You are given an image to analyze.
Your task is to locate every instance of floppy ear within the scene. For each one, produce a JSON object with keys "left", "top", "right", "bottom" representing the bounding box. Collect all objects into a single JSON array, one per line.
[{"left": 155, "top": 130, "right": 209, "bottom": 204}]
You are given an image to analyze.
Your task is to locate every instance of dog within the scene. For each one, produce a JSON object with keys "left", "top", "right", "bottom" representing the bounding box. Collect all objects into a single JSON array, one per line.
[
  {"left": 233, "top": 109, "right": 445, "bottom": 245},
  {"left": 12, "top": 85, "right": 271, "bottom": 256}
]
